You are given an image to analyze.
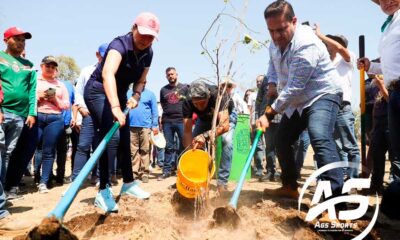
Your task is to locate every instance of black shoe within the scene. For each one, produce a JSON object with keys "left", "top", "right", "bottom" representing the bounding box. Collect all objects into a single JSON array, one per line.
[
  {"left": 254, "top": 169, "right": 264, "bottom": 178},
  {"left": 259, "top": 172, "right": 275, "bottom": 182},
  {"left": 18, "top": 180, "right": 26, "bottom": 187},
  {"left": 64, "top": 177, "right": 72, "bottom": 184},
  {"left": 34, "top": 171, "right": 40, "bottom": 185},
  {"left": 364, "top": 184, "right": 385, "bottom": 195},
  {"left": 55, "top": 177, "right": 64, "bottom": 185},
  {"left": 158, "top": 173, "right": 171, "bottom": 181},
  {"left": 24, "top": 170, "right": 33, "bottom": 177}
]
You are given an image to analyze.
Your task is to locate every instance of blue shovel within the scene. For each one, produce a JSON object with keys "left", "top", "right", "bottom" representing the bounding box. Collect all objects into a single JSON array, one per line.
[
  {"left": 26, "top": 109, "right": 129, "bottom": 239},
  {"left": 213, "top": 128, "right": 263, "bottom": 228}
]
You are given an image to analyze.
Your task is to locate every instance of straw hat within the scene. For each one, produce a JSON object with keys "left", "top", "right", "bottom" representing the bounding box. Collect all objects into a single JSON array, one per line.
[{"left": 220, "top": 76, "right": 237, "bottom": 88}]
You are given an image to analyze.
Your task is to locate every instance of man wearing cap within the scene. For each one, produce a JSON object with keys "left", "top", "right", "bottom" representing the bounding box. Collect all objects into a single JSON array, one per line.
[
  {"left": 84, "top": 12, "right": 159, "bottom": 212},
  {"left": 158, "top": 67, "right": 188, "bottom": 180},
  {"left": 315, "top": 25, "right": 361, "bottom": 179},
  {"left": 358, "top": 0, "right": 400, "bottom": 185},
  {"left": 71, "top": 43, "right": 114, "bottom": 184},
  {"left": 257, "top": 1, "right": 343, "bottom": 203},
  {"left": 0, "top": 27, "right": 36, "bottom": 199},
  {"left": 217, "top": 79, "right": 243, "bottom": 192},
  {"left": 182, "top": 80, "right": 233, "bottom": 192}
]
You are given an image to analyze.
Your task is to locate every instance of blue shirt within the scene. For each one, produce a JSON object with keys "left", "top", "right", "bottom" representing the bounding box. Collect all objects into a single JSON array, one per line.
[
  {"left": 61, "top": 80, "right": 75, "bottom": 126},
  {"left": 90, "top": 32, "right": 153, "bottom": 102},
  {"left": 268, "top": 25, "right": 342, "bottom": 118},
  {"left": 127, "top": 88, "right": 158, "bottom": 128}
]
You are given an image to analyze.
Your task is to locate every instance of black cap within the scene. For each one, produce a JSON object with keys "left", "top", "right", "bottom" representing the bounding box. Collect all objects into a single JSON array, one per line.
[
  {"left": 189, "top": 80, "right": 210, "bottom": 99},
  {"left": 41, "top": 55, "right": 58, "bottom": 66}
]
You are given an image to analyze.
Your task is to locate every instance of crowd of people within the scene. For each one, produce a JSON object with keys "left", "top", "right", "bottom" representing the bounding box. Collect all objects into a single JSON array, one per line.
[{"left": 0, "top": 0, "right": 399, "bottom": 231}]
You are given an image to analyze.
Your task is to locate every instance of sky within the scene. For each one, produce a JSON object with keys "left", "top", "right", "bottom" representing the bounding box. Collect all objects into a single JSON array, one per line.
[{"left": 0, "top": 0, "right": 387, "bottom": 108}]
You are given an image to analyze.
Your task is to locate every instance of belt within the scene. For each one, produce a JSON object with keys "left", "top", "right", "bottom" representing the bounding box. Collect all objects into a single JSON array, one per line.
[{"left": 340, "top": 101, "right": 351, "bottom": 109}]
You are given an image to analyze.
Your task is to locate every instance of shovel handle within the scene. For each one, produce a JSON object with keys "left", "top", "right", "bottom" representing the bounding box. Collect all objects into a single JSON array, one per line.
[
  {"left": 229, "top": 128, "right": 263, "bottom": 209},
  {"left": 49, "top": 108, "right": 129, "bottom": 220}
]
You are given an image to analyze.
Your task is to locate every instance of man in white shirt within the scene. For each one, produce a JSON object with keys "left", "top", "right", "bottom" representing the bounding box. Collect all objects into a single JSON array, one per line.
[
  {"left": 358, "top": 0, "right": 400, "bottom": 184},
  {"left": 316, "top": 27, "right": 361, "bottom": 179}
]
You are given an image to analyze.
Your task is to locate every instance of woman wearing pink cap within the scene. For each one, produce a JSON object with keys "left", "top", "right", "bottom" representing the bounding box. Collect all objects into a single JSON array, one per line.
[{"left": 83, "top": 12, "right": 160, "bottom": 212}]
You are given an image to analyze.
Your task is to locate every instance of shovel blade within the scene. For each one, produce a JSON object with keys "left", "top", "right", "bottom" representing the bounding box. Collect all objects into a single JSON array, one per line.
[{"left": 212, "top": 205, "right": 241, "bottom": 229}]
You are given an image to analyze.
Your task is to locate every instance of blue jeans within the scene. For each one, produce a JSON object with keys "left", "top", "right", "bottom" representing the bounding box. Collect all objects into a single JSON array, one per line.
[
  {"left": 0, "top": 111, "right": 25, "bottom": 184},
  {"left": 162, "top": 122, "right": 184, "bottom": 175},
  {"left": 84, "top": 80, "right": 134, "bottom": 190},
  {"left": 193, "top": 110, "right": 237, "bottom": 185},
  {"left": 275, "top": 94, "right": 343, "bottom": 195},
  {"left": 218, "top": 123, "right": 235, "bottom": 185},
  {"left": 37, "top": 113, "right": 64, "bottom": 185},
  {"left": 71, "top": 115, "right": 104, "bottom": 181},
  {"left": 334, "top": 104, "right": 361, "bottom": 178},
  {"left": 0, "top": 125, "right": 10, "bottom": 219},
  {"left": 252, "top": 128, "right": 265, "bottom": 173},
  {"left": 264, "top": 122, "right": 279, "bottom": 174},
  {"left": 294, "top": 129, "right": 311, "bottom": 177},
  {"left": 388, "top": 88, "right": 400, "bottom": 181},
  {"left": 156, "top": 147, "right": 165, "bottom": 167},
  {"left": 5, "top": 124, "right": 38, "bottom": 190}
]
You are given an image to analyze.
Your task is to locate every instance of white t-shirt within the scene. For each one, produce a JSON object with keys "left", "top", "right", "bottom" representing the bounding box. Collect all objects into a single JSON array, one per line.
[
  {"left": 247, "top": 91, "right": 257, "bottom": 125},
  {"left": 369, "top": 9, "right": 400, "bottom": 85},
  {"left": 332, "top": 52, "right": 356, "bottom": 103},
  {"left": 232, "top": 92, "right": 249, "bottom": 114}
]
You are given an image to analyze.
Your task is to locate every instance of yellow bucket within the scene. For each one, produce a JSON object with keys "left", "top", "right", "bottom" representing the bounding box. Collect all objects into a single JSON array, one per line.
[{"left": 176, "top": 149, "right": 215, "bottom": 199}]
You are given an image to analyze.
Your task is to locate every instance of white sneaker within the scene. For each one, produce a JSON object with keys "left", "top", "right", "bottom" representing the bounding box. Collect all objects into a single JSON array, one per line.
[
  {"left": 6, "top": 186, "right": 24, "bottom": 200},
  {"left": 38, "top": 183, "right": 49, "bottom": 194}
]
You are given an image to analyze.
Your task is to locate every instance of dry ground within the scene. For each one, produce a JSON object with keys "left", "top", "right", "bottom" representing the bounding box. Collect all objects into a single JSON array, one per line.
[{"left": 1, "top": 148, "right": 399, "bottom": 240}]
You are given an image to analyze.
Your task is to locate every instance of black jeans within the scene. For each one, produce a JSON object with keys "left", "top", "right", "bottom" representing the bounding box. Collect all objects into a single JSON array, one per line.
[
  {"left": 370, "top": 115, "right": 393, "bottom": 187},
  {"left": 5, "top": 124, "right": 38, "bottom": 190},
  {"left": 56, "top": 127, "right": 79, "bottom": 181}
]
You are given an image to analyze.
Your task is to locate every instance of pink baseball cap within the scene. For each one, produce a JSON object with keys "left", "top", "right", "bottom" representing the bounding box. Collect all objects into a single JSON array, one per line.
[
  {"left": 134, "top": 12, "right": 160, "bottom": 39},
  {"left": 4, "top": 27, "right": 32, "bottom": 39}
]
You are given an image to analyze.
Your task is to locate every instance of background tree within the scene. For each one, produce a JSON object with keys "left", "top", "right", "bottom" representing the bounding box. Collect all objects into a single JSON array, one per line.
[{"left": 56, "top": 55, "right": 80, "bottom": 84}]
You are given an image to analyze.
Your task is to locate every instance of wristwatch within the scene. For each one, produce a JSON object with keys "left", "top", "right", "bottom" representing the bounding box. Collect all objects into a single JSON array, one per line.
[
  {"left": 264, "top": 106, "right": 275, "bottom": 121},
  {"left": 202, "top": 131, "right": 210, "bottom": 140}
]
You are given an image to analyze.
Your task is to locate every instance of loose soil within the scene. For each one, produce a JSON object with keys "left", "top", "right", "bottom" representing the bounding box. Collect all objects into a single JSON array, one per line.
[{"left": 3, "top": 148, "right": 399, "bottom": 239}]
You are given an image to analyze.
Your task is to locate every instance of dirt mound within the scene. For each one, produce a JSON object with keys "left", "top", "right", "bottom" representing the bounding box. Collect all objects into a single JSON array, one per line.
[
  {"left": 21, "top": 217, "right": 78, "bottom": 240},
  {"left": 63, "top": 213, "right": 136, "bottom": 237}
]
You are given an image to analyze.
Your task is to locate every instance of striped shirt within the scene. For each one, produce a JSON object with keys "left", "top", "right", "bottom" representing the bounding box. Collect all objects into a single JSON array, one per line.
[{"left": 268, "top": 25, "right": 342, "bottom": 118}]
